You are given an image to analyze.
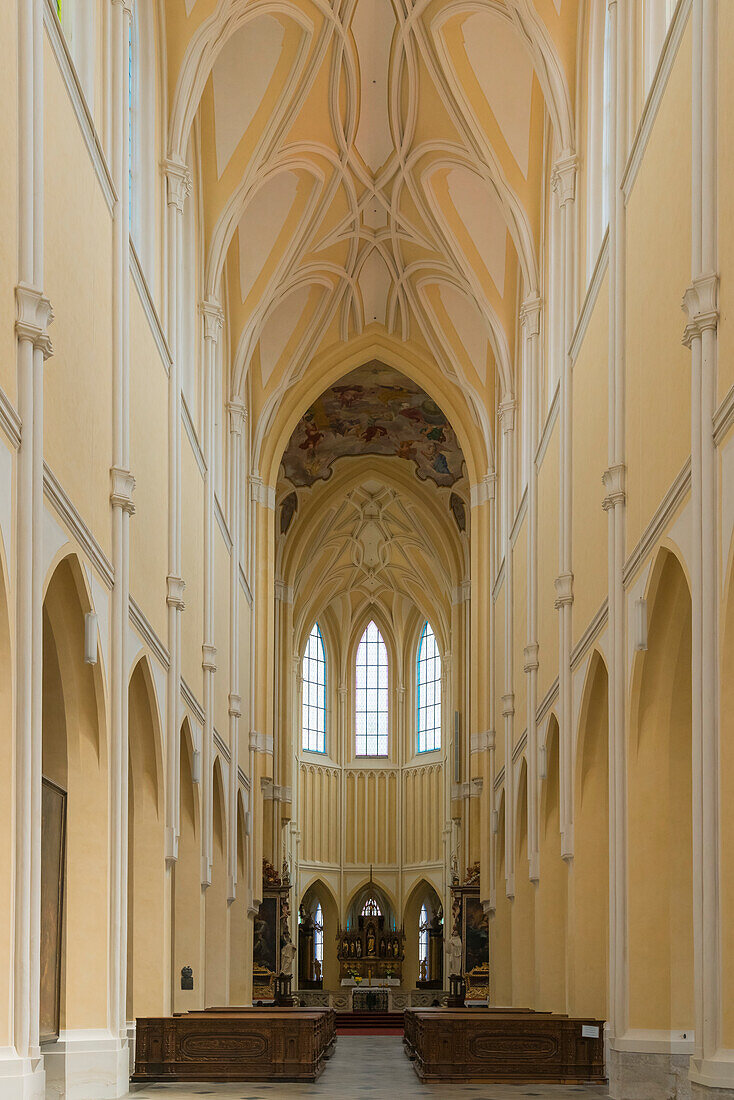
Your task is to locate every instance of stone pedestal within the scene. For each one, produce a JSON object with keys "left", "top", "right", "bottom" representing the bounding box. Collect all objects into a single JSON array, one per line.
[{"left": 608, "top": 1048, "right": 693, "bottom": 1100}]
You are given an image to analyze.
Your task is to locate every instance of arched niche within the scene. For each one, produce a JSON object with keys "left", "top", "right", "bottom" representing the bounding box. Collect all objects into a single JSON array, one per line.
[
  {"left": 344, "top": 881, "right": 397, "bottom": 931},
  {"left": 41, "top": 554, "right": 108, "bottom": 1038},
  {"left": 172, "top": 719, "right": 202, "bottom": 1012},
  {"left": 511, "top": 757, "right": 534, "bottom": 1008},
  {"left": 205, "top": 758, "right": 229, "bottom": 1006},
  {"left": 402, "top": 879, "right": 443, "bottom": 990},
  {"left": 536, "top": 715, "right": 566, "bottom": 1013},
  {"left": 127, "top": 656, "right": 165, "bottom": 1019},
  {"left": 571, "top": 651, "right": 609, "bottom": 1018},
  {"left": 628, "top": 548, "right": 693, "bottom": 1032},
  {"left": 299, "top": 879, "right": 339, "bottom": 991}
]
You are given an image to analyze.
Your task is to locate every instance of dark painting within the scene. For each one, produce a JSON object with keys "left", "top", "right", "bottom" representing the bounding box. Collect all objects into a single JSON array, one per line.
[
  {"left": 463, "top": 895, "right": 488, "bottom": 974},
  {"left": 40, "top": 777, "right": 66, "bottom": 1042},
  {"left": 253, "top": 895, "right": 278, "bottom": 975},
  {"left": 281, "top": 362, "right": 465, "bottom": 489}
]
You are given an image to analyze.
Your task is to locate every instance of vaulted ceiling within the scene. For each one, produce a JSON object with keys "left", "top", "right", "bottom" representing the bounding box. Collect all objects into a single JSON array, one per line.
[{"left": 165, "top": 0, "right": 579, "bottom": 473}]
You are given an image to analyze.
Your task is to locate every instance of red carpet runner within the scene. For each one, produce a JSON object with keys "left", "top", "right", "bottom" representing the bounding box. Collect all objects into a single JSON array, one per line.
[{"left": 335, "top": 1011, "right": 404, "bottom": 1036}]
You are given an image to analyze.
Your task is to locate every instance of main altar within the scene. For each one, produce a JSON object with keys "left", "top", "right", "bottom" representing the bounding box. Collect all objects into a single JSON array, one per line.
[{"left": 336, "top": 911, "right": 405, "bottom": 984}]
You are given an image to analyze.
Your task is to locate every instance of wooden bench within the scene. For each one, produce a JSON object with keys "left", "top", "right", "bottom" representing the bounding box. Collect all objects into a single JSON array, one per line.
[
  {"left": 403, "top": 1006, "right": 605, "bottom": 1083},
  {"left": 133, "top": 1007, "right": 336, "bottom": 1082}
]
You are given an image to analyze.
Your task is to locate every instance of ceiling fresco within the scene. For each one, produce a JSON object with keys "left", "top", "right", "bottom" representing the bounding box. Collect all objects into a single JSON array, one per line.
[{"left": 280, "top": 363, "right": 465, "bottom": 489}]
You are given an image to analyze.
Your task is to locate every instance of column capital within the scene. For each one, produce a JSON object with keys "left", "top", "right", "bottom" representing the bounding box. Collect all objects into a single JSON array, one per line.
[
  {"left": 110, "top": 465, "right": 136, "bottom": 514},
  {"left": 202, "top": 643, "right": 217, "bottom": 673},
  {"left": 471, "top": 730, "right": 494, "bottom": 753},
  {"left": 228, "top": 397, "right": 247, "bottom": 436},
  {"left": 498, "top": 398, "right": 516, "bottom": 433},
  {"left": 111, "top": 0, "right": 133, "bottom": 16},
  {"left": 200, "top": 298, "right": 224, "bottom": 342},
  {"left": 520, "top": 294, "right": 542, "bottom": 337},
  {"left": 228, "top": 692, "right": 242, "bottom": 719},
  {"left": 337, "top": 683, "right": 348, "bottom": 698},
  {"left": 163, "top": 156, "right": 192, "bottom": 212},
  {"left": 250, "top": 730, "right": 274, "bottom": 754},
  {"left": 470, "top": 472, "right": 496, "bottom": 507},
  {"left": 501, "top": 692, "right": 515, "bottom": 718},
  {"left": 682, "top": 272, "right": 719, "bottom": 347},
  {"left": 553, "top": 572, "right": 574, "bottom": 609},
  {"left": 602, "top": 463, "right": 626, "bottom": 511},
  {"left": 552, "top": 153, "right": 578, "bottom": 207},
  {"left": 249, "top": 475, "right": 275, "bottom": 510},
  {"left": 523, "top": 642, "right": 539, "bottom": 673},
  {"left": 15, "top": 283, "right": 54, "bottom": 359},
  {"left": 166, "top": 573, "right": 186, "bottom": 611}
]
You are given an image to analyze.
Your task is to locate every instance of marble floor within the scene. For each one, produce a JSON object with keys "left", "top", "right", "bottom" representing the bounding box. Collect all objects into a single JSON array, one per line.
[{"left": 126, "top": 1035, "right": 612, "bottom": 1100}]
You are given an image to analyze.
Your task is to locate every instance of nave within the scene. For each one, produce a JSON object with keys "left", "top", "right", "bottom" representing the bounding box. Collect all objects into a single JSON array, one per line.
[{"left": 127, "top": 1036, "right": 611, "bottom": 1100}]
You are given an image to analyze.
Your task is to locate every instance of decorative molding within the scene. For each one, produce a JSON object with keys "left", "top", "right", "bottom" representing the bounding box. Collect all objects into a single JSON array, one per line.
[
  {"left": 511, "top": 729, "right": 528, "bottom": 765},
  {"left": 110, "top": 466, "right": 135, "bottom": 514},
  {"left": 166, "top": 574, "right": 186, "bottom": 611},
  {"left": 492, "top": 558, "right": 505, "bottom": 602},
  {"left": 713, "top": 383, "right": 734, "bottom": 446},
  {"left": 228, "top": 693, "right": 242, "bottom": 719},
  {"left": 249, "top": 475, "right": 276, "bottom": 510},
  {"left": 43, "top": 463, "right": 114, "bottom": 587},
  {"left": 43, "top": 0, "right": 116, "bottom": 211},
  {"left": 452, "top": 780, "right": 482, "bottom": 800},
  {"left": 130, "top": 241, "right": 171, "bottom": 373},
  {"left": 551, "top": 153, "right": 578, "bottom": 207},
  {"left": 228, "top": 398, "right": 247, "bottom": 436},
  {"left": 519, "top": 294, "right": 542, "bottom": 337},
  {"left": 237, "top": 767, "right": 251, "bottom": 794},
  {"left": 623, "top": 459, "right": 691, "bottom": 586},
  {"left": 537, "top": 676, "right": 559, "bottom": 725},
  {"left": 250, "top": 731, "right": 274, "bottom": 754},
  {"left": 214, "top": 496, "right": 232, "bottom": 552},
  {"left": 0, "top": 389, "right": 21, "bottom": 449},
  {"left": 498, "top": 398, "right": 516, "bottom": 433},
  {"left": 570, "top": 599, "right": 608, "bottom": 670},
  {"left": 621, "top": 0, "right": 693, "bottom": 202},
  {"left": 523, "top": 643, "right": 539, "bottom": 674},
  {"left": 510, "top": 487, "right": 528, "bottom": 546},
  {"left": 274, "top": 580, "right": 294, "bottom": 603},
  {"left": 470, "top": 472, "right": 496, "bottom": 508},
  {"left": 553, "top": 572, "right": 574, "bottom": 609},
  {"left": 261, "top": 779, "right": 292, "bottom": 802},
  {"left": 202, "top": 643, "right": 217, "bottom": 673},
  {"left": 494, "top": 765, "right": 505, "bottom": 793},
  {"left": 452, "top": 579, "right": 470, "bottom": 605},
  {"left": 471, "top": 731, "right": 494, "bottom": 754},
  {"left": 163, "top": 157, "right": 192, "bottom": 213},
  {"left": 213, "top": 729, "right": 230, "bottom": 763},
  {"left": 129, "top": 597, "right": 169, "bottom": 670},
  {"left": 535, "top": 381, "right": 560, "bottom": 468},
  {"left": 602, "top": 463, "right": 626, "bottom": 511},
  {"left": 15, "top": 284, "right": 54, "bottom": 359},
  {"left": 501, "top": 693, "right": 515, "bottom": 718},
  {"left": 182, "top": 396, "right": 206, "bottom": 476},
  {"left": 200, "top": 298, "right": 224, "bottom": 342},
  {"left": 682, "top": 272, "right": 719, "bottom": 347},
  {"left": 181, "top": 678, "right": 205, "bottom": 727},
  {"left": 239, "top": 563, "right": 253, "bottom": 607},
  {"left": 570, "top": 228, "right": 609, "bottom": 364}
]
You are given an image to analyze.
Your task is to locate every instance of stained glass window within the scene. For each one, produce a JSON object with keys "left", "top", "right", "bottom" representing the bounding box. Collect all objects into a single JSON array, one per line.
[
  {"left": 314, "top": 902, "right": 324, "bottom": 970},
  {"left": 302, "top": 623, "right": 326, "bottom": 752},
  {"left": 361, "top": 895, "right": 382, "bottom": 917},
  {"left": 355, "top": 620, "right": 388, "bottom": 756},
  {"left": 419, "top": 903, "right": 430, "bottom": 970},
  {"left": 417, "top": 622, "right": 441, "bottom": 752}
]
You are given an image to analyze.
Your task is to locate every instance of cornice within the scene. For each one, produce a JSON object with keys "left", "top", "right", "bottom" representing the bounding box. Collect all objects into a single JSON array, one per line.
[
  {"left": 129, "top": 597, "right": 169, "bottom": 671},
  {"left": 130, "top": 241, "right": 171, "bottom": 373},
  {"left": 623, "top": 458, "right": 691, "bottom": 586},
  {"left": 0, "top": 389, "right": 21, "bottom": 449},
  {"left": 181, "top": 678, "right": 205, "bottom": 727},
  {"left": 43, "top": 463, "right": 114, "bottom": 588},
  {"left": 570, "top": 228, "right": 609, "bottom": 365},
  {"left": 570, "top": 599, "right": 608, "bottom": 671}
]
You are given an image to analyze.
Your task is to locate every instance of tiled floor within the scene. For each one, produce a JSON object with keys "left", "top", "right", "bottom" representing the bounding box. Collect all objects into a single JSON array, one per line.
[{"left": 126, "top": 1035, "right": 611, "bottom": 1100}]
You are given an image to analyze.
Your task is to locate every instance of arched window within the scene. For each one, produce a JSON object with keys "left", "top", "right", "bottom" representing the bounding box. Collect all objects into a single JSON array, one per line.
[
  {"left": 355, "top": 620, "right": 388, "bottom": 756},
  {"left": 419, "top": 903, "right": 430, "bottom": 972},
  {"left": 361, "top": 895, "right": 382, "bottom": 917},
  {"left": 314, "top": 902, "right": 324, "bottom": 970},
  {"left": 417, "top": 622, "right": 441, "bottom": 753},
  {"left": 302, "top": 623, "right": 326, "bottom": 753}
]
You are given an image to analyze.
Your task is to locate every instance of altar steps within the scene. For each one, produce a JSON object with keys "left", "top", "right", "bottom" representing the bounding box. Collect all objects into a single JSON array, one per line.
[{"left": 335, "top": 1011, "right": 404, "bottom": 1036}]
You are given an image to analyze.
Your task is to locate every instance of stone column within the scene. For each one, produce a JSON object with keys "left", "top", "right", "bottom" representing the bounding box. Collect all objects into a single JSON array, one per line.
[
  {"left": 227, "top": 397, "right": 246, "bottom": 901},
  {"left": 163, "top": 158, "right": 191, "bottom": 864},
  {"left": 498, "top": 399, "right": 516, "bottom": 897}
]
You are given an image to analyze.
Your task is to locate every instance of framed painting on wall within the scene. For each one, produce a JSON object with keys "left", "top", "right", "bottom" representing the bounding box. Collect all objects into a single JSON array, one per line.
[{"left": 40, "top": 777, "right": 67, "bottom": 1042}]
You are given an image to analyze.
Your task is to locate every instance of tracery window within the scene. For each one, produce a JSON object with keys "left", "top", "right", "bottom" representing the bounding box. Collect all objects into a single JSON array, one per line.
[
  {"left": 355, "top": 620, "right": 388, "bottom": 756},
  {"left": 361, "top": 895, "right": 382, "bottom": 917},
  {"left": 419, "top": 903, "right": 430, "bottom": 971},
  {"left": 417, "top": 621, "right": 441, "bottom": 753},
  {"left": 302, "top": 623, "right": 326, "bottom": 753},
  {"left": 314, "top": 902, "right": 324, "bottom": 970}
]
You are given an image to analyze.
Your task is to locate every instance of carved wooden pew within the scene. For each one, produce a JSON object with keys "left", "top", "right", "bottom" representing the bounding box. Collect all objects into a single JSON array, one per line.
[
  {"left": 404, "top": 1007, "right": 604, "bottom": 1084},
  {"left": 133, "top": 1007, "right": 336, "bottom": 1082}
]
